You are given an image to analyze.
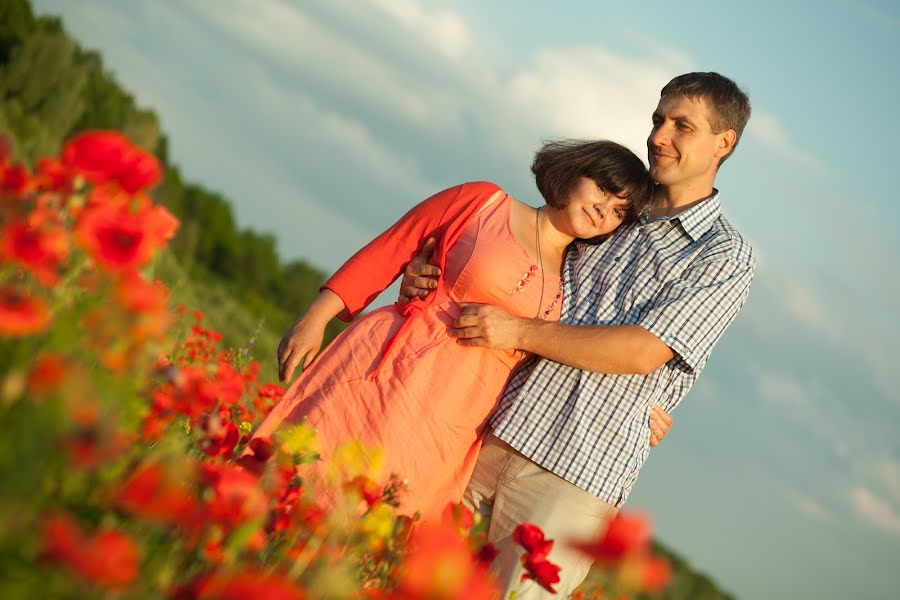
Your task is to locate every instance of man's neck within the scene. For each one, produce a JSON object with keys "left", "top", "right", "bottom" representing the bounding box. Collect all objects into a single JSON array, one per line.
[{"left": 650, "top": 183, "right": 716, "bottom": 219}]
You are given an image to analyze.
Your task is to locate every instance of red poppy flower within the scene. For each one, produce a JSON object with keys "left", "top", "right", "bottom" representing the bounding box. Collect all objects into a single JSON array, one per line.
[
  {"left": 42, "top": 513, "right": 139, "bottom": 589},
  {"left": 570, "top": 512, "right": 651, "bottom": 563},
  {"left": 1, "top": 163, "right": 33, "bottom": 197},
  {"left": 0, "top": 286, "right": 50, "bottom": 337},
  {"left": 639, "top": 555, "right": 672, "bottom": 592},
  {"left": 344, "top": 475, "right": 382, "bottom": 509},
  {"left": 115, "top": 461, "right": 200, "bottom": 528},
  {"left": 198, "top": 412, "right": 240, "bottom": 458},
  {"left": 512, "top": 523, "right": 554, "bottom": 562},
  {"left": 200, "top": 462, "right": 268, "bottom": 528},
  {"left": 114, "top": 274, "right": 169, "bottom": 314},
  {"left": 75, "top": 201, "right": 178, "bottom": 273},
  {"left": 1, "top": 219, "right": 69, "bottom": 286},
  {"left": 61, "top": 130, "right": 162, "bottom": 193},
  {"left": 396, "top": 523, "right": 497, "bottom": 600},
  {"left": 248, "top": 436, "right": 275, "bottom": 461},
  {"left": 441, "top": 501, "right": 474, "bottom": 532},
  {"left": 192, "top": 569, "right": 306, "bottom": 600},
  {"left": 475, "top": 542, "right": 499, "bottom": 567},
  {"left": 27, "top": 353, "right": 66, "bottom": 394},
  {"left": 254, "top": 382, "right": 285, "bottom": 412},
  {"left": 63, "top": 426, "right": 130, "bottom": 470},
  {"left": 520, "top": 553, "right": 561, "bottom": 594},
  {"left": 35, "top": 157, "right": 73, "bottom": 192}
]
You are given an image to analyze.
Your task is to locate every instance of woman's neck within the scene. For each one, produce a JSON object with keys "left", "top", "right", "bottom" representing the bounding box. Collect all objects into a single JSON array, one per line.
[{"left": 541, "top": 206, "right": 575, "bottom": 254}]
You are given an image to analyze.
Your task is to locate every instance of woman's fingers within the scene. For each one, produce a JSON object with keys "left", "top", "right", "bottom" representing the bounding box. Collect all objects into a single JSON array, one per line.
[
  {"left": 279, "top": 348, "right": 293, "bottom": 383},
  {"left": 648, "top": 405, "right": 674, "bottom": 446}
]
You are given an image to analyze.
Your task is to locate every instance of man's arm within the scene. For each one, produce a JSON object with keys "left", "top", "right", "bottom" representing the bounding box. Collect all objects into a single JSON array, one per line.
[
  {"left": 451, "top": 254, "right": 754, "bottom": 377},
  {"left": 449, "top": 305, "right": 674, "bottom": 375}
]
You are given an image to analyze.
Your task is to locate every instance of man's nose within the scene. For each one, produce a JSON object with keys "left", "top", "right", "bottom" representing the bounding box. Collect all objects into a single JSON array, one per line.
[{"left": 649, "top": 123, "right": 670, "bottom": 147}]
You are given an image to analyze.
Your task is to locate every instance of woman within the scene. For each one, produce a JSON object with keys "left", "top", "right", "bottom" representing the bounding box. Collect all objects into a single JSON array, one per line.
[{"left": 247, "top": 140, "right": 662, "bottom": 518}]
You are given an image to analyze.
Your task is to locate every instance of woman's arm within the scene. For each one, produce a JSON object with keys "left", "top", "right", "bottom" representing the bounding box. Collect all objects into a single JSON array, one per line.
[{"left": 324, "top": 181, "right": 500, "bottom": 321}]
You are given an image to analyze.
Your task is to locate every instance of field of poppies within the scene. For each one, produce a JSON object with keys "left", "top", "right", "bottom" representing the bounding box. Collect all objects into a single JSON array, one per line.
[{"left": 0, "top": 131, "right": 670, "bottom": 599}]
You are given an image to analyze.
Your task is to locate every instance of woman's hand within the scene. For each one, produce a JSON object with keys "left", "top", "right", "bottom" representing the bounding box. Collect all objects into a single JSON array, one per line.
[
  {"left": 277, "top": 289, "right": 346, "bottom": 383},
  {"left": 649, "top": 405, "right": 674, "bottom": 447},
  {"left": 277, "top": 318, "right": 326, "bottom": 383}
]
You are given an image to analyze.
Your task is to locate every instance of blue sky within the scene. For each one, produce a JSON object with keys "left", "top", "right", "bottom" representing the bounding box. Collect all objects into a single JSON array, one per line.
[{"left": 33, "top": 1, "right": 900, "bottom": 598}]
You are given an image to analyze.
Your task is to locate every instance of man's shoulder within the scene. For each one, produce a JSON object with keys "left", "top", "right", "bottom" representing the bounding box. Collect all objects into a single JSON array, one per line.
[{"left": 695, "top": 213, "right": 755, "bottom": 270}]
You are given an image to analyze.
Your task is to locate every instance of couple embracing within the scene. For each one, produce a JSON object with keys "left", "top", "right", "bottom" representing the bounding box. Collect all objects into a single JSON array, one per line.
[{"left": 244, "top": 72, "right": 755, "bottom": 597}]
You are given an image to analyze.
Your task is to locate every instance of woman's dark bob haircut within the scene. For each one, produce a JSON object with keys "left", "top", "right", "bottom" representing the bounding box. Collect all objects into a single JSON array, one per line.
[{"left": 531, "top": 139, "right": 654, "bottom": 221}]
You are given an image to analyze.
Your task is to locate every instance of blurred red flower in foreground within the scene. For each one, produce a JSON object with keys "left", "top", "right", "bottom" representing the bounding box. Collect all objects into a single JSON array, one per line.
[
  {"left": 344, "top": 475, "right": 382, "bottom": 509},
  {"left": 42, "top": 513, "right": 139, "bottom": 589},
  {"left": 115, "top": 461, "right": 200, "bottom": 529},
  {"left": 75, "top": 199, "right": 178, "bottom": 273},
  {"left": 570, "top": 512, "right": 651, "bottom": 563},
  {"left": 200, "top": 462, "right": 268, "bottom": 529},
  {"left": 638, "top": 554, "right": 672, "bottom": 592},
  {"left": 0, "top": 285, "right": 50, "bottom": 336},
  {"left": 1, "top": 162, "right": 32, "bottom": 197},
  {"left": 26, "top": 353, "right": 66, "bottom": 395},
  {"left": 512, "top": 523, "right": 561, "bottom": 593},
  {"left": 1, "top": 219, "right": 69, "bottom": 286},
  {"left": 190, "top": 569, "right": 306, "bottom": 600},
  {"left": 441, "top": 501, "right": 474, "bottom": 532},
  {"left": 61, "top": 130, "right": 162, "bottom": 194},
  {"left": 394, "top": 523, "right": 497, "bottom": 600}
]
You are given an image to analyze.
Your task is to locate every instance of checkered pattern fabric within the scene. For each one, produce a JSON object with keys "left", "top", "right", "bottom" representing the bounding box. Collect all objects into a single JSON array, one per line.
[{"left": 488, "top": 192, "right": 755, "bottom": 505}]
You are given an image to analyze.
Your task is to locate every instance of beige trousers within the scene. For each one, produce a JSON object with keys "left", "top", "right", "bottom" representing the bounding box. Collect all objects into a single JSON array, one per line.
[{"left": 462, "top": 434, "right": 618, "bottom": 599}]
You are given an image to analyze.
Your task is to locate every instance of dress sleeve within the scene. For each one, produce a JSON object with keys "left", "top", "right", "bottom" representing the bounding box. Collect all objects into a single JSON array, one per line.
[{"left": 321, "top": 181, "right": 499, "bottom": 321}]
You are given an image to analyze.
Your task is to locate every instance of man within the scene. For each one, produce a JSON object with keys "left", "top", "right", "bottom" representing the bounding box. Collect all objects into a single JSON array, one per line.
[{"left": 400, "top": 72, "right": 754, "bottom": 597}]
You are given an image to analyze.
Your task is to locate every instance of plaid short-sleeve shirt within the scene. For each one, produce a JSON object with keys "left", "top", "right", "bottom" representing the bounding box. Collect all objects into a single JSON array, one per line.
[{"left": 488, "top": 192, "right": 755, "bottom": 505}]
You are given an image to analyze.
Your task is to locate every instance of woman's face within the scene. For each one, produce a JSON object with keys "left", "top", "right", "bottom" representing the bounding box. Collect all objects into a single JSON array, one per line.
[{"left": 551, "top": 177, "right": 631, "bottom": 239}]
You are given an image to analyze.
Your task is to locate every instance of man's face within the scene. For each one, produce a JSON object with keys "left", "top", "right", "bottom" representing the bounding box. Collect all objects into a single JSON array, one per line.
[{"left": 647, "top": 95, "right": 728, "bottom": 190}]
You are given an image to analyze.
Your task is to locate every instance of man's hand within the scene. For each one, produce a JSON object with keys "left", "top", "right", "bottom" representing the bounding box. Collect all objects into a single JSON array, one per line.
[
  {"left": 398, "top": 237, "right": 441, "bottom": 303},
  {"left": 449, "top": 304, "right": 528, "bottom": 350},
  {"left": 649, "top": 405, "right": 674, "bottom": 447}
]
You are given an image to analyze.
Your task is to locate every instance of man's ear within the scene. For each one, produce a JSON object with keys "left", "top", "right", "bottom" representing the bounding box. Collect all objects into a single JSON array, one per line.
[{"left": 716, "top": 129, "right": 737, "bottom": 160}]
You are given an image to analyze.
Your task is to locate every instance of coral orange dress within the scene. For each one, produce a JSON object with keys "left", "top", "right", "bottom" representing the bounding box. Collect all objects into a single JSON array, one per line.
[{"left": 250, "top": 182, "right": 561, "bottom": 518}]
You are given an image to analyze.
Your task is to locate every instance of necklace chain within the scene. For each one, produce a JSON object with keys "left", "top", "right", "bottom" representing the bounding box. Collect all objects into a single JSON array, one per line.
[
  {"left": 534, "top": 207, "right": 562, "bottom": 320},
  {"left": 508, "top": 206, "right": 562, "bottom": 319}
]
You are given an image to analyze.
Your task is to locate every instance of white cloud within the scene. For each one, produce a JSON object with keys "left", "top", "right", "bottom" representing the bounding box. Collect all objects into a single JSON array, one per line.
[
  {"left": 747, "top": 112, "right": 822, "bottom": 171},
  {"left": 852, "top": 486, "right": 900, "bottom": 535},
  {"left": 369, "top": 0, "right": 470, "bottom": 61},
  {"left": 183, "top": 0, "right": 446, "bottom": 129},
  {"left": 782, "top": 486, "right": 833, "bottom": 523},
  {"left": 504, "top": 46, "right": 689, "bottom": 158}
]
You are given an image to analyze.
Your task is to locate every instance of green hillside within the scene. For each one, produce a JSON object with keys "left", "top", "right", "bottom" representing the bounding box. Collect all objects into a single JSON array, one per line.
[
  {"left": 0, "top": 0, "right": 345, "bottom": 376},
  {"left": 0, "top": 1, "right": 736, "bottom": 597}
]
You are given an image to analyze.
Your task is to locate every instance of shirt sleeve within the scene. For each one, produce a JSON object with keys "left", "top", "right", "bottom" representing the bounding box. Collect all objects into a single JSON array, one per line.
[
  {"left": 321, "top": 182, "right": 498, "bottom": 321},
  {"left": 637, "top": 257, "right": 754, "bottom": 372}
]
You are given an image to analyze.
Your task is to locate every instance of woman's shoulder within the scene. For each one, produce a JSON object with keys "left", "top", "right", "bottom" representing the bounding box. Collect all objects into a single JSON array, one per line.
[{"left": 458, "top": 180, "right": 504, "bottom": 196}]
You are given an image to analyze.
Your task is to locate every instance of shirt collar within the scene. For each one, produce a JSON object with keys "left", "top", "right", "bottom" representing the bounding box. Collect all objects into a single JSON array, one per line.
[{"left": 641, "top": 189, "right": 721, "bottom": 242}]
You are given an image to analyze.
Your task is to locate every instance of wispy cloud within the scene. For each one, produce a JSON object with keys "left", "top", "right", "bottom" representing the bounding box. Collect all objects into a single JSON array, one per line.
[
  {"left": 504, "top": 45, "right": 690, "bottom": 158},
  {"left": 369, "top": 0, "right": 470, "bottom": 61},
  {"left": 747, "top": 112, "right": 822, "bottom": 171},
  {"left": 782, "top": 486, "right": 833, "bottom": 523},
  {"left": 852, "top": 486, "right": 900, "bottom": 535}
]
